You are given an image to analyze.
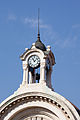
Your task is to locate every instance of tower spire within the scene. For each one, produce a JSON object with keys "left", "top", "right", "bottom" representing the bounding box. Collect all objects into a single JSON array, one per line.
[
  {"left": 38, "top": 8, "right": 40, "bottom": 41},
  {"left": 35, "top": 9, "right": 46, "bottom": 51}
]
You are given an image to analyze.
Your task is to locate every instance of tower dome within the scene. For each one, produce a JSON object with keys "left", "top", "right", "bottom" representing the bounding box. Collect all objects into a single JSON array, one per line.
[{"left": 35, "top": 33, "right": 46, "bottom": 51}]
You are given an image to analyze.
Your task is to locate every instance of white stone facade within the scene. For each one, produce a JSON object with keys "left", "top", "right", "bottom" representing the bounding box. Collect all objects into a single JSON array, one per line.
[
  {"left": 0, "top": 84, "right": 80, "bottom": 120},
  {"left": 0, "top": 43, "right": 80, "bottom": 120}
]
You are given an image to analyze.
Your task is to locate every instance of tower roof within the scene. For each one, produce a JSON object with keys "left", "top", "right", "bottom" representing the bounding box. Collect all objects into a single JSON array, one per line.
[{"left": 35, "top": 38, "right": 46, "bottom": 51}]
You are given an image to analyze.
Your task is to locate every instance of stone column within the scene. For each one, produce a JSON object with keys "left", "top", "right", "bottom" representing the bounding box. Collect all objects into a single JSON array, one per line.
[
  {"left": 40, "top": 62, "right": 46, "bottom": 83},
  {"left": 22, "top": 64, "right": 28, "bottom": 85},
  {"left": 29, "top": 72, "right": 33, "bottom": 84},
  {"left": 46, "top": 67, "right": 52, "bottom": 88}
]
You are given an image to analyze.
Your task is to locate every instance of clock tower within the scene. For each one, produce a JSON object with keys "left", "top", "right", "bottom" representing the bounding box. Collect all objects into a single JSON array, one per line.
[
  {"left": 19, "top": 32, "right": 55, "bottom": 89},
  {"left": 0, "top": 14, "right": 80, "bottom": 120}
]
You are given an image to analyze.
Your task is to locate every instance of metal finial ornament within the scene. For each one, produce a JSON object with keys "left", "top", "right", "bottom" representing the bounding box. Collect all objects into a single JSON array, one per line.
[
  {"left": 38, "top": 8, "right": 40, "bottom": 41},
  {"left": 35, "top": 9, "right": 46, "bottom": 51}
]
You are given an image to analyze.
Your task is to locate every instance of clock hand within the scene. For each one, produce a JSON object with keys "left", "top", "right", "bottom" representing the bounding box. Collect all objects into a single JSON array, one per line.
[{"left": 32, "top": 58, "right": 35, "bottom": 62}]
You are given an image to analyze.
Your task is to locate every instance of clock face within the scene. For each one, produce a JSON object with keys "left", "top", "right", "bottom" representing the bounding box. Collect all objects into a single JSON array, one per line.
[{"left": 28, "top": 55, "right": 40, "bottom": 68}]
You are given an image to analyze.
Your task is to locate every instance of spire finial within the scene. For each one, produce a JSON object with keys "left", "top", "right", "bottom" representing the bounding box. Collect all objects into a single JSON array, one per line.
[{"left": 38, "top": 8, "right": 40, "bottom": 41}]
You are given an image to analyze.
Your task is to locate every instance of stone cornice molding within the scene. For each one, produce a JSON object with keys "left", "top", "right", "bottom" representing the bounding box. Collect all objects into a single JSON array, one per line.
[
  {"left": 0, "top": 95, "right": 70, "bottom": 119},
  {"left": 20, "top": 48, "right": 45, "bottom": 61},
  {"left": 0, "top": 91, "right": 80, "bottom": 120}
]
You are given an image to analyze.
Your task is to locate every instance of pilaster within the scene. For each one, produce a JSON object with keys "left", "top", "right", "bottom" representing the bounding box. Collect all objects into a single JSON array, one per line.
[
  {"left": 22, "top": 63, "right": 28, "bottom": 86},
  {"left": 40, "top": 61, "right": 46, "bottom": 84}
]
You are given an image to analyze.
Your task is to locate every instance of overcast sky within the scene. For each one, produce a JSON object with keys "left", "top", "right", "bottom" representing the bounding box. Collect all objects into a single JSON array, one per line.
[{"left": 0, "top": 0, "right": 80, "bottom": 108}]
